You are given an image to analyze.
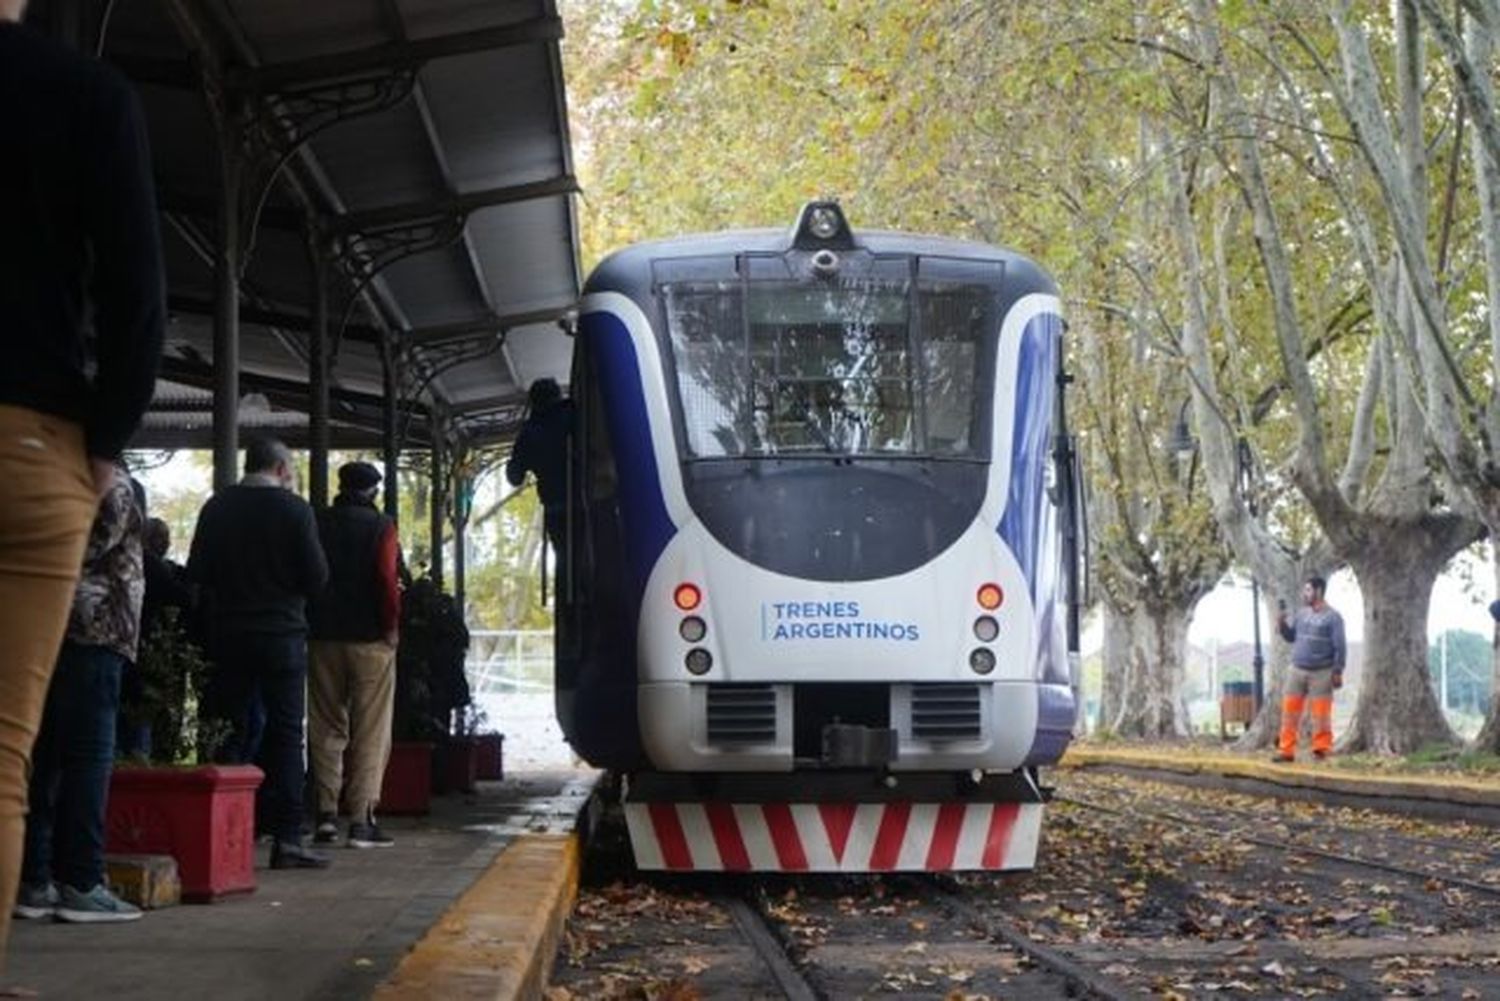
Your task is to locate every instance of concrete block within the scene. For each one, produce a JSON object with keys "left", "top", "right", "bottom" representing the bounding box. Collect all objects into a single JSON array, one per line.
[{"left": 106, "top": 853, "right": 181, "bottom": 909}]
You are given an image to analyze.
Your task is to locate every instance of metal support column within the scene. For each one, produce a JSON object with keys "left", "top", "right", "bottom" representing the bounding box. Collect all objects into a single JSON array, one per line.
[
  {"left": 429, "top": 428, "right": 445, "bottom": 589},
  {"left": 307, "top": 230, "right": 331, "bottom": 507},
  {"left": 212, "top": 144, "right": 242, "bottom": 491},
  {"left": 381, "top": 339, "right": 399, "bottom": 519},
  {"left": 452, "top": 458, "right": 469, "bottom": 621},
  {"left": 453, "top": 507, "right": 467, "bottom": 622}
]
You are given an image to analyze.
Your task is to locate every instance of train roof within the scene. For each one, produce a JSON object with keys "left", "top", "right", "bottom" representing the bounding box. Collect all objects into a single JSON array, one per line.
[{"left": 584, "top": 227, "right": 1059, "bottom": 296}]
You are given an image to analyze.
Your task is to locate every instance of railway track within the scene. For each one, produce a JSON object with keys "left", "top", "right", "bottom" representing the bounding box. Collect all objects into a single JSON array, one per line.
[
  {"left": 722, "top": 872, "right": 1140, "bottom": 1000},
  {"left": 555, "top": 786, "right": 1500, "bottom": 998},
  {"left": 1057, "top": 792, "right": 1500, "bottom": 900},
  {"left": 1073, "top": 776, "right": 1500, "bottom": 862},
  {"left": 716, "top": 889, "right": 821, "bottom": 1001}
]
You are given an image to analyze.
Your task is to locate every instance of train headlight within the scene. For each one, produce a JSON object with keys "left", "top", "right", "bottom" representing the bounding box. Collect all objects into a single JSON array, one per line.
[
  {"left": 977, "top": 583, "right": 1003, "bottom": 610},
  {"left": 679, "top": 616, "right": 707, "bottom": 642},
  {"left": 969, "top": 648, "right": 996, "bottom": 675},
  {"left": 673, "top": 582, "right": 702, "bottom": 611},
  {"left": 973, "top": 616, "right": 999, "bottom": 643},
  {"left": 685, "top": 648, "right": 713, "bottom": 675}
]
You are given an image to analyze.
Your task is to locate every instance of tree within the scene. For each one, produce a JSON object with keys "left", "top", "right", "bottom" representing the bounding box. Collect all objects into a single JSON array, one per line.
[
  {"left": 1170, "top": 0, "right": 1482, "bottom": 753},
  {"left": 564, "top": 0, "right": 1243, "bottom": 737}
]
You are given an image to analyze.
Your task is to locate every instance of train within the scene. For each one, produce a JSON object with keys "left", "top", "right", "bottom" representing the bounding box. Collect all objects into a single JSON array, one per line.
[{"left": 552, "top": 201, "right": 1084, "bottom": 872}]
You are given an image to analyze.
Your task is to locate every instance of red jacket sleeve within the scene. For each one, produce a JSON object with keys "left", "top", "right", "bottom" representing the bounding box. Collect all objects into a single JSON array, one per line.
[{"left": 377, "top": 522, "right": 401, "bottom": 636}]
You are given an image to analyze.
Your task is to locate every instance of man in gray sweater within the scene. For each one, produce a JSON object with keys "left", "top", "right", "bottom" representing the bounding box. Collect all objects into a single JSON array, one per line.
[{"left": 1273, "top": 575, "right": 1346, "bottom": 762}]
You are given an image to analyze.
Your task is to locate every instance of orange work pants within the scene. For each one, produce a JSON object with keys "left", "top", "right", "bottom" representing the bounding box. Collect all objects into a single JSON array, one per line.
[
  {"left": 0, "top": 407, "right": 96, "bottom": 969},
  {"left": 1279, "top": 665, "right": 1336, "bottom": 758}
]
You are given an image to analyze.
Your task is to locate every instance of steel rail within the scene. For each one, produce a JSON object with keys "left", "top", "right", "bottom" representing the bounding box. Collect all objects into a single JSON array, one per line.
[
  {"left": 912, "top": 875, "right": 1136, "bottom": 1001},
  {"left": 1059, "top": 794, "right": 1500, "bottom": 900},
  {"left": 718, "top": 892, "right": 822, "bottom": 1001}
]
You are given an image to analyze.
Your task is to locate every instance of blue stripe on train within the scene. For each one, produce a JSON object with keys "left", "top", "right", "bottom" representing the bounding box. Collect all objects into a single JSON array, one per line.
[
  {"left": 583, "top": 310, "right": 679, "bottom": 596},
  {"left": 997, "top": 312, "right": 1061, "bottom": 601}
]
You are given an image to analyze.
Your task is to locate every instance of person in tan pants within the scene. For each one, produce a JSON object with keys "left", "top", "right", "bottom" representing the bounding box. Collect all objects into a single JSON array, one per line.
[
  {"left": 309, "top": 463, "right": 402, "bottom": 849},
  {"left": 2, "top": 0, "right": 164, "bottom": 985}
]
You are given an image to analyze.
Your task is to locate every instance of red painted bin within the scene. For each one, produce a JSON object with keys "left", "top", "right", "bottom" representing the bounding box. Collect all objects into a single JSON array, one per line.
[
  {"left": 380, "top": 741, "right": 433, "bottom": 815},
  {"left": 106, "top": 764, "right": 263, "bottom": 903},
  {"left": 475, "top": 732, "right": 504, "bottom": 781}
]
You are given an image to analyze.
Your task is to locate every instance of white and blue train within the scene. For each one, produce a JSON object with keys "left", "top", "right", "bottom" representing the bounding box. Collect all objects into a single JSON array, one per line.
[{"left": 554, "top": 202, "right": 1084, "bottom": 872}]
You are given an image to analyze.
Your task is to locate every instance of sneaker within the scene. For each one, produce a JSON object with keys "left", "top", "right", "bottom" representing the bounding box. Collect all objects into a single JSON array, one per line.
[
  {"left": 347, "top": 820, "right": 394, "bottom": 849},
  {"left": 12, "top": 882, "right": 59, "bottom": 920},
  {"left": 270, "top": 839, "right": 331, "bottom": 870},
  {"left": 313, "top": 814, "right": 340, "bottom": 846},
  {"left": 1269, "top": 753, "right": 1295, "bottom": 763},
  {"left": 55, "top": 884, "right": 142, "bottom": 924},
  {"left": 1313, "top": 750, "right": 1330, "bottom": 761}
]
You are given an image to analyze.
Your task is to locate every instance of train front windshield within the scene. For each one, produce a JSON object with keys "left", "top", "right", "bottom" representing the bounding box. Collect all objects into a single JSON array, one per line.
[{"left": 659, "top": 254, "right": 1002, "bottom": 460}]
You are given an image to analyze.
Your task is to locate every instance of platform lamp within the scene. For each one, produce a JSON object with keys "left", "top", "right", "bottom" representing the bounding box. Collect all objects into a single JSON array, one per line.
[{"left": 1237, "top": 436, "right": 1266, "bottom": 711}]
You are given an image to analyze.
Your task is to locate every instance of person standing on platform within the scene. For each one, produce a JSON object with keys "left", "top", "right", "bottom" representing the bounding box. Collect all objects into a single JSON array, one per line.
[
  {"left": 0, "top": 0, "right": 164, "bottom": 979},
  {"left": 14, "top": 467, "right": 144, "bottom": 924},
  {"left": 189, "top": 438, "right": 330, "bottom": 869},
  {"left": 1272, "top": 576, "right": 1347, "bottom": 763},
  {"left": 309, "top": 462, "right": 402, "bottom": 849}
]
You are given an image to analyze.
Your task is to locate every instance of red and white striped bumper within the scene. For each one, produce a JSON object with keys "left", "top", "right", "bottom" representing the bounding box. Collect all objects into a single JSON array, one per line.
[{"left": 624, "top": 801, "right": 1043, "bottom": 872}]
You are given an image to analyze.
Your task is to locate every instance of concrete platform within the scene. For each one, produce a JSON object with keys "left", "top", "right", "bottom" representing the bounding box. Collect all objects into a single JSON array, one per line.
[
  {"left": 1061, "top": 745, "right": 1500, "bottom": 823},
  {"left": 5, "top": 768, "right": 598, "bottom": 1001}
]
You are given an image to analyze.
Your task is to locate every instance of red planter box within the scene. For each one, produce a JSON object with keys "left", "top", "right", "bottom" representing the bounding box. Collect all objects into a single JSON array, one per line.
[
  {"left": 106, "top": 765, "right": 263, "bottom": 903},
  {"left": 440, "top": 737, "right": 479, "bottom": 795},
  {"left": 475, "top": 732, "right": 504, "bottom": 781},
  {"left": 381, "top": 742, "right": 433, "bottom": 815}
]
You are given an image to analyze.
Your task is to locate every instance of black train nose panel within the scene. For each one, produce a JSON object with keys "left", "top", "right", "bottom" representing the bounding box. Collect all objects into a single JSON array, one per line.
[{"left": 682, "top": 459, "right": 986, "bottom": 581}]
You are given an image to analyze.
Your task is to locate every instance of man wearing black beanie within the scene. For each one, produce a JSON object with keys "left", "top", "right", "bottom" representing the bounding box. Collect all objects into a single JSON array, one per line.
[{"left": 308, "top": 462, "right": 402, "bottom": 849}]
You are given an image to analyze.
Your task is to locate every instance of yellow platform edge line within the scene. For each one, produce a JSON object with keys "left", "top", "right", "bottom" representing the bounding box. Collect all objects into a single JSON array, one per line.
[
  {"left": 1060, "top": 747, "right": 1500, "bottom": 807},
  {"left": 373, "top": 832, "right": 582, "bottom": 1001}
]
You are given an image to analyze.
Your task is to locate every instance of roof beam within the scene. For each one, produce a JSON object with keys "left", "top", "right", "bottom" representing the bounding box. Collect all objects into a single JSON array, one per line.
[
  {"left": 405, "top": 304, "right": 574, "bottom": 348},
  {"left": 169, "top": 295, "right": 569, "bottom": 351},
  {"left": 157, "top": 355, "right": 428, "bottom": 420},
  {"left": 228, "top": 17, "right": 564, "bottom": 94},
  {"left": 167, "top": 294, "right": 383, "bottom": 345},
  {"left": 329, "top": 176, "right": 579, "bottom": 236},
  {"left": 113, "top": 18, "right": 564, "bottom": 95}
]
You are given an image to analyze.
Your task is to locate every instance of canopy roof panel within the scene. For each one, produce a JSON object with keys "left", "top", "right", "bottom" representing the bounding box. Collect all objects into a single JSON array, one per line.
[{"left": 93, "top": 0, "right": 580, "bottom": 449}]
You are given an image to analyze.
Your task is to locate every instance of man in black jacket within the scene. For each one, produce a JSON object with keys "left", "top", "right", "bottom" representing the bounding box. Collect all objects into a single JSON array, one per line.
[
  {"left": 0, "top": 0, "right": 164, "bottom": 970},
  {"left": 505, "top": 378, "right": 575, "bottom": 554},
  {"left": 309, "top": 463, "right": 402, "bottom": 849},
  {"left": 189, "top": 438, "right": 331, "bottom": 869}
]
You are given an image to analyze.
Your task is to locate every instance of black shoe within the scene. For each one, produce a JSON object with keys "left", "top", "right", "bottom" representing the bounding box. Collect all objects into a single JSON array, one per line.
[
  {"left": 270, "top": 839, "right": 332, "bottom": 869},
  {"left": 1269, "top": 753, "right": 1295, "bottom": 763},
  {"left": 313, "top": 814, "right": 340, "bottom": 846},
  {"left": 348, "top": 820, "right": 394, "bottom": 849},
  {"left": 1312, "top": 750, "right": 1329, "bottom": 761}
]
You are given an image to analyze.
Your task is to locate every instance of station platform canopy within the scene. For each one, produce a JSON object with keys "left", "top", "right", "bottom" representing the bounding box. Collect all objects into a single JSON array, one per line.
[{"left": 84, "top": 0, "right": 580, "bottom": 452}]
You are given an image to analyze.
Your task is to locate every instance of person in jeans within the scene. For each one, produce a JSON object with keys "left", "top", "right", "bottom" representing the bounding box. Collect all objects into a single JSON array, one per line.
[
  {"left": 14, "top": 468, "right": 144, "bottom": 923},
  {"left": 1273, "top": 575, "right": 1347, "bottom": 763},
  {"left": 189, "top": 439, "right": 330, "bottom": 869},
  {"left": 309, "top": 462, "right": 402, "bottom": 849},
  {"left": 0, "top": 0, "right": 163, "bottom": 979}
]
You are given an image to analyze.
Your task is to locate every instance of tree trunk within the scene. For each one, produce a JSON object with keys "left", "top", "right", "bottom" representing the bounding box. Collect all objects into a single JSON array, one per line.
[
  {"left": 1107, "top": 600, "right": 1192, "bottom": 739},
  {"left": 1474, "top": 554, "right": 1500, "bottom": 751},
  {"left": 1099, "top": 604, "right": 1130, "bottom": 733},
  {"left": 1341, "top": 534, "right": 1457, "bottom": 754},
  {"left": 1235, "top": 585, "right": 1297, "bottom": 750}
]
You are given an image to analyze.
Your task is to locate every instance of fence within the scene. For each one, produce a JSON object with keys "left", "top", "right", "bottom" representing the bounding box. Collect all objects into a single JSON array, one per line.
[{"left": 465, "top": 629, "right": 554, "bottom": 695}]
